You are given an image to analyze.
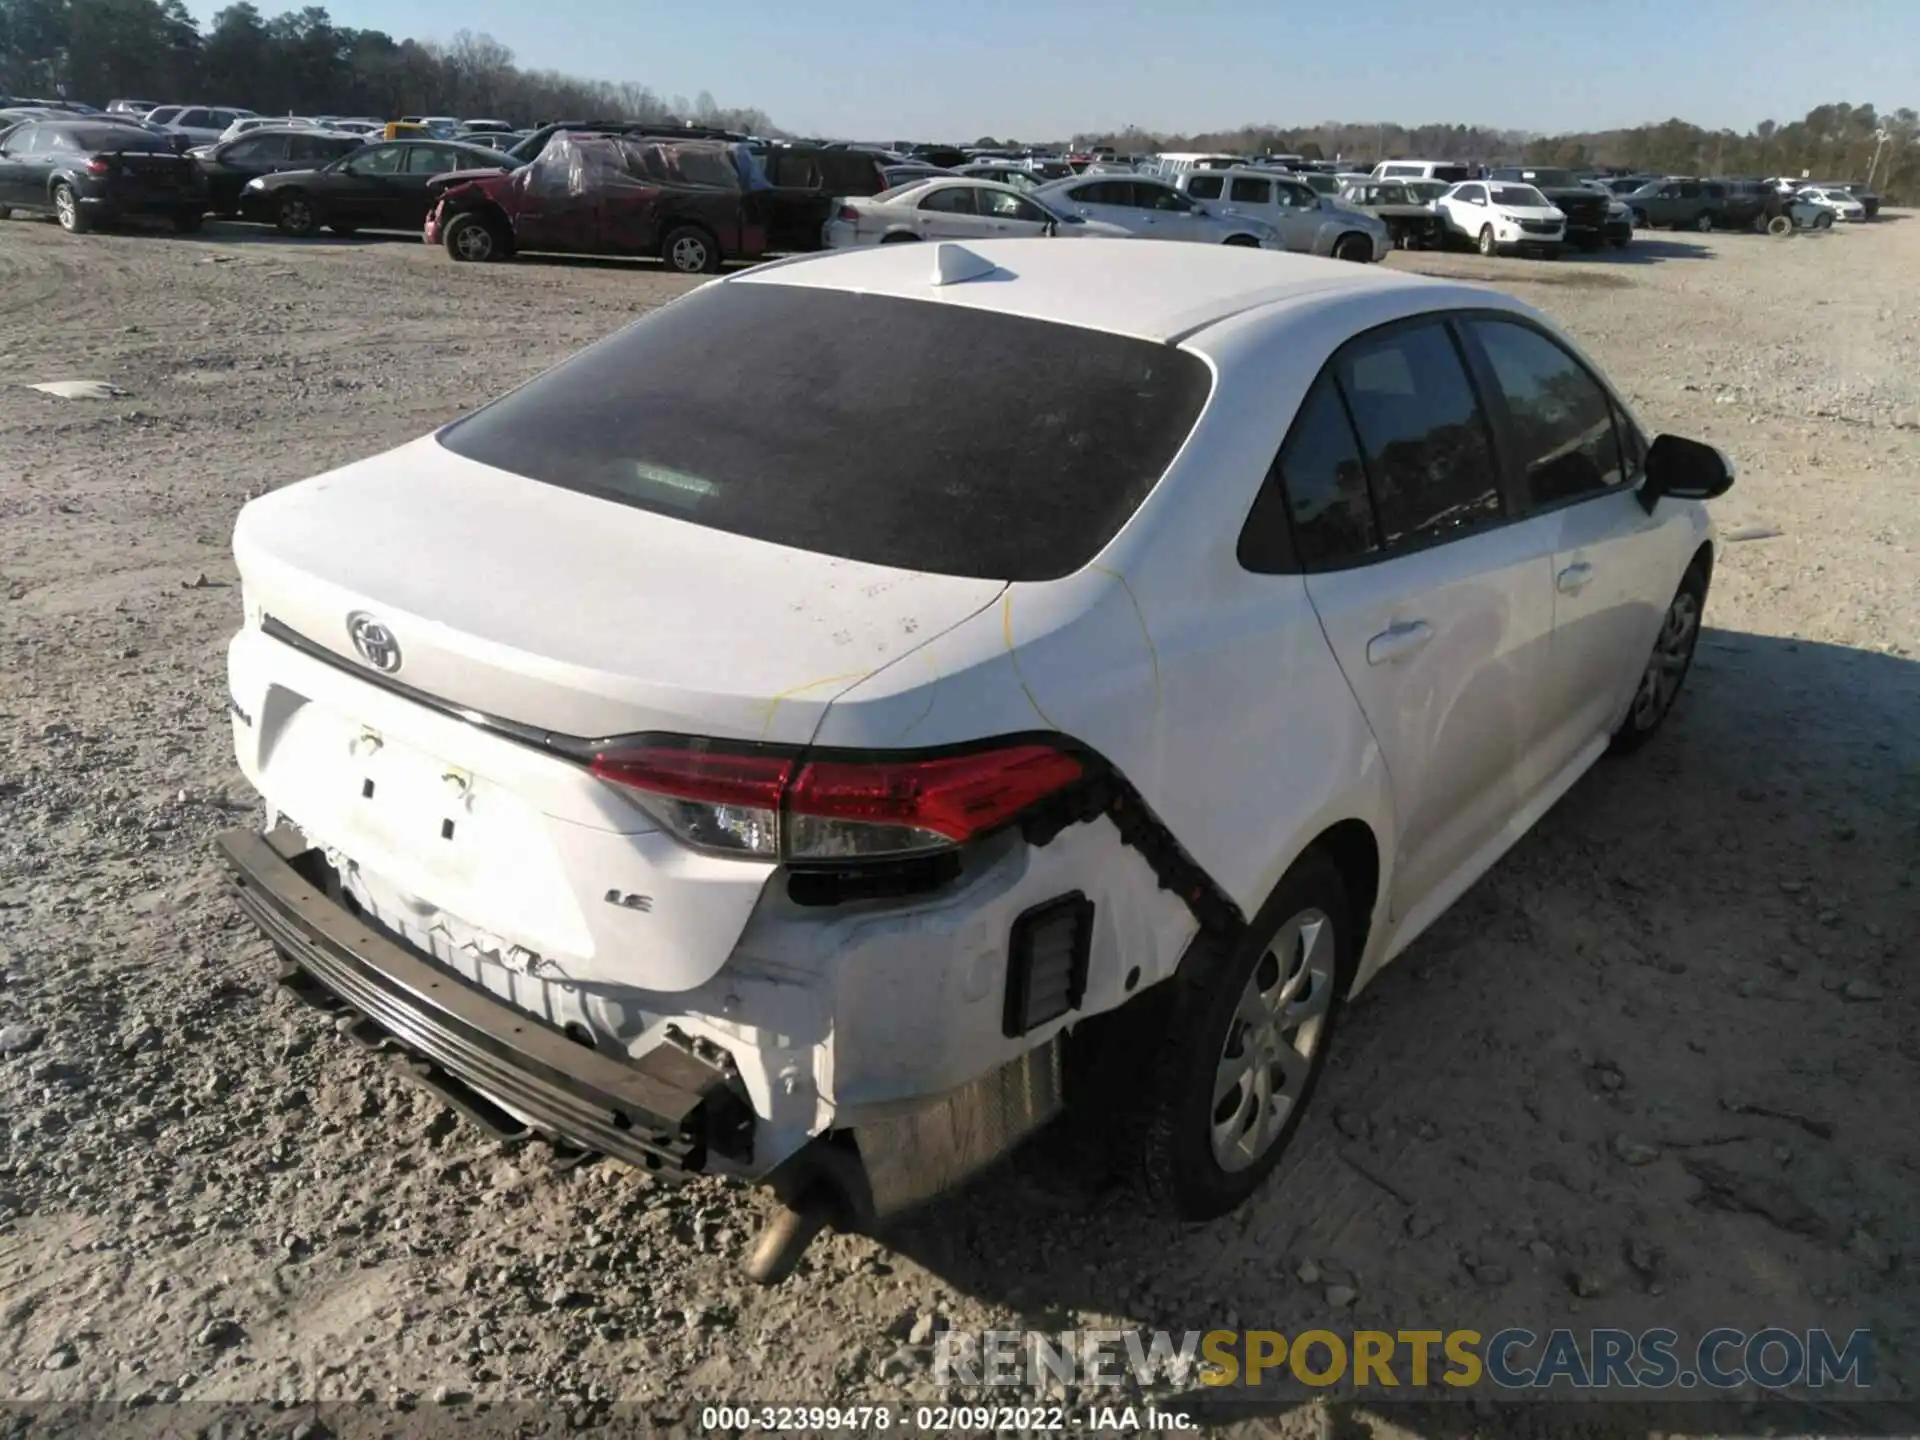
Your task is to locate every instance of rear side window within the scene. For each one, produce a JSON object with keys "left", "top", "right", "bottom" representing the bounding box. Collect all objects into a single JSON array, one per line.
[
  {"left": 1242, "top": 375, "right": 1378, "bottom": 572},
  {"left": 918, "top": 185, "right": 976, "bottom": 214},
  {"left": 1466, "top": 319, "right": 1625, "bottom": 506},
  {"left": 1335, "top": 321, "right": 1501, "bottom": 548},
  {"left": 438, "top": 284, "right": 1214, "bottom": 583},
  {"left": 1229, "top": 176, "right": 1270, "bottom": 203}
]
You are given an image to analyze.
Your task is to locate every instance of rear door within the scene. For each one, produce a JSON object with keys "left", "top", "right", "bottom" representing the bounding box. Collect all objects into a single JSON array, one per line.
[
  {"left": 1296, "top": 316, "right": 1560, "bottom": 921},
  {"left": 913, "top": 181, "right": 992, "bottom": 239},
  {"left": 1132, "top": 179, "right": 1212, "bottom": 240},
  {"left": 1457, "top": 316, "right": 1677, "bottom": 767},
  {"left": 389, "top": 142, "right": 459, "bottom": 226}
]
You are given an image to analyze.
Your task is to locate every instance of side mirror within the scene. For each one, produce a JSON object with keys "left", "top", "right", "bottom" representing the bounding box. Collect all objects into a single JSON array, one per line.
[{"left": 1638, "top": 433, "right": 1735, "bottom": 513}]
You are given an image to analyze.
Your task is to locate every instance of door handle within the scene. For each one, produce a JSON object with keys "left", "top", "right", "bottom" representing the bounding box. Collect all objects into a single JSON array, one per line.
[
  {"left": 1366, "top": 620, "right": 1433, "bottom": 666},
  {"left": 1556, "top": 562, "right": 1594, "bottom": 595}
]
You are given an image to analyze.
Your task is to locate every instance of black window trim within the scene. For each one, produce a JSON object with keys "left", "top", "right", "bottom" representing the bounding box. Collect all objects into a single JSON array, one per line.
[{"left": 1236, "top": 307, "right": 1650, "bottom": 577}]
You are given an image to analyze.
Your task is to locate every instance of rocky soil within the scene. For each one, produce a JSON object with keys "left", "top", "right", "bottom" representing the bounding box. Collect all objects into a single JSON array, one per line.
[{"left": 1, "top": 216, "right": 1916, "bottom": 1438}]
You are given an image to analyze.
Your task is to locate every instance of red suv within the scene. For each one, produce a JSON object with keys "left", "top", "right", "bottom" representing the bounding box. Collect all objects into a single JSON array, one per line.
[{"left": 426, "top": 132, "right": 767, "bottom": 273}]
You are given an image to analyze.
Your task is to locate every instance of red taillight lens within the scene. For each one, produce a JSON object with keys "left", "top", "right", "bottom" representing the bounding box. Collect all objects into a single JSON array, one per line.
[
  {"left": 786, "top": 747, "right": 1083, "bottom": 859},
  {"left": 589, "top": 746, "right": 789, "bottom": 857},
  {"left": 587, "top": 741, "right": 1083, "bottom": 862},
  {"left": 836, "top": 204, "right": 860, "bottom": 222},
  {"left": 86, "top": 156, "right": 112, "bottom": 176}
]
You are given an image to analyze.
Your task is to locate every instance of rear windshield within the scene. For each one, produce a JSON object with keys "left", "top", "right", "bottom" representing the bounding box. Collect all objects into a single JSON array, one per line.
[
  {"left": 438, "top": 283, "right": 1213, "bottom": 582},
  {"left": 65, "top": 125, "right": 172, "bottom": 152}
]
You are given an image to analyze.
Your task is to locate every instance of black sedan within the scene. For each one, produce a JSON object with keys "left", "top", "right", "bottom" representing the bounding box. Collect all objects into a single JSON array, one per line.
[
  {"left": 240, "top": 138, "right": 520, "bottom": 236},
  {"left": 194, "top": 128, "right": 365, "bottom": 215},
  {"left": 0, "top": 119, "right": 206, "bottom": 233}
]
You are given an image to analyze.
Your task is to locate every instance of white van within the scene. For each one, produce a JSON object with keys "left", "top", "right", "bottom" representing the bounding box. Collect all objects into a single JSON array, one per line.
[
  {"left": 1370, "top": 159, "right": 1475, "bottom": 184},
  {"left": 1150, "top": 152, "right": 1241, "bottom": 179}
]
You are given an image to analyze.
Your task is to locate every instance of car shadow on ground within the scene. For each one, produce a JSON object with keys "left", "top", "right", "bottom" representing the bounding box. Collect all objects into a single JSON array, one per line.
[
  {"left": 1580, "top": 237, "right": 1715, "bottom": 263},
  {"left": 871, "top": 626, "right": 1919, "bottom": 1412}
]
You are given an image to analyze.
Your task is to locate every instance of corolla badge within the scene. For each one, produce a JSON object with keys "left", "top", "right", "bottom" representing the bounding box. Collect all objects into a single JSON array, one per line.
[{"left": 346, "top": 611, "right": 402, "bottom": 673}]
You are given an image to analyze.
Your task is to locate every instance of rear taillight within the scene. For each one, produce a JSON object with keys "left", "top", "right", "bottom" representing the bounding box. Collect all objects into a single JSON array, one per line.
[
  {"left": 836, "top": 204, "right": 860, "bottom": 222},
  {"left": 588, "top": 741, "right": 1083, "bottom": 862},
  {"left": 85, "top": 156, "right": 111, "bottom": 176}
]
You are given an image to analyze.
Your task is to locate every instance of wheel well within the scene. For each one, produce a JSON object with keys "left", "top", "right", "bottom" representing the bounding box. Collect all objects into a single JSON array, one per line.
[
  {"left": 1311, "top": 819, "right": 1380, "bottom": 955},
  {"left": 1222, "top": 233, "right": 1261, "bottom": 246},
  {"left": 446, "top": 200, "right": 510, "bottom": 232}
]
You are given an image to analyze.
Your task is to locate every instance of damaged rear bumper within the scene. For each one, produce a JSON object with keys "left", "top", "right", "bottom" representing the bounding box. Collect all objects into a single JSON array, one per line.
[{"left": 216, "top": 824, "right": 743, "bottom": 1177}]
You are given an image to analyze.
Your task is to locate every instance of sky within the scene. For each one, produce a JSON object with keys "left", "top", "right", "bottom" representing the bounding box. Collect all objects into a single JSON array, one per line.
[{"left": 182, "top": 0, "right": 1920, "bottom": 142}]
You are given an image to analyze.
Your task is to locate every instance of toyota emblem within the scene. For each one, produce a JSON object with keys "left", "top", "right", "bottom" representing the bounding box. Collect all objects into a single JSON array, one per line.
[{"left": 346, "top": 612, "right": 402, "bottom": 673}]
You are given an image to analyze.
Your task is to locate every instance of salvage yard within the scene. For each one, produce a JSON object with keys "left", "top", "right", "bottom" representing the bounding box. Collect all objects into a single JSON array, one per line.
[{"left": 2, "top": 216, "right": 1918, "bottom": 1431}]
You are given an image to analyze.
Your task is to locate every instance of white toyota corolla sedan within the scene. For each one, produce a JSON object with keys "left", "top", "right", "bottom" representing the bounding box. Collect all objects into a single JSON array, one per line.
[{"left": 217, "top": 239, "right": 1732, "bottom": 1281}]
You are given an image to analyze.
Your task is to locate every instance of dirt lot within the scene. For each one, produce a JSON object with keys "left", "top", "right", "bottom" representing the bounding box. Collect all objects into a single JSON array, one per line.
[{"left": 1, "top": 216, "right": 1917, "bottom": 1435}]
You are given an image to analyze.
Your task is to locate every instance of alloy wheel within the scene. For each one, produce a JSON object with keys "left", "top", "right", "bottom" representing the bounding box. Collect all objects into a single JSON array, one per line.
[
  {"left": 670, "top": 235, "right": 709, "bottom": 272},
  {"left": 55, "top": 187, "right": 76, "bottom": 230},
  {"left": 1210, "top": 908, "right": 1336, "bottom": 1172},
  {"left": 1630, "top": 589, "right": 1700, "bottom": 730},
  {"left": 455, "top": 223, "right": 493, "bottom": 261}
]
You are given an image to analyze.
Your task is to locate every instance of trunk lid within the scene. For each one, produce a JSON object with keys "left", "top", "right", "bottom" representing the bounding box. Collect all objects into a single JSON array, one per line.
[{"left": 233, "top": 435, "right": 1007, "bottom": 747}]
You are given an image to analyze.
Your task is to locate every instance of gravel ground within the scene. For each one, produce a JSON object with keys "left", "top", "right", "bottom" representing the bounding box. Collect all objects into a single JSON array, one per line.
[{"left": 1, "top": 216, "right": 1917, "bottom": 1437}]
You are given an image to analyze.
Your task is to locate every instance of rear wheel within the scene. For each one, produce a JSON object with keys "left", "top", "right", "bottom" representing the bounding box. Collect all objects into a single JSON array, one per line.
[
  {"left": 1814, "top": 211, "right": 1834, "bottom": 230},
  {"left": 1611, "top": 562, "right": 1707, "bottom": 755},
  {"left": 53, "top": 183, "right": 89, "bottom": 234},
  {"left": 1477, "top": 224, "right": 1497, "bottom": 257},
  {"left": 1630, "top": 207, "right": 1648, "bottom": 228},
  {"left": 1694, "top": 210, "right": 1716, "bottom": 232},
  {"left": 1138, "top": 848, "right": 1354, "bottom": 1219},
  {"left": 443, "top": 211, "right": 506, "bottom": 262},
  {"left": 0, "top": 205, "right": 11, "bottom": 220},
  {"left": 661, "top": 224, "right": 720, "bottom": 274},
  {"left": 1766, "top": 214, "right": 1793, "bottom": 237},
  {"left": 1332, "top": 231, "right": 1372, "bottom": 263},
  {"left": 274, "top": 192, "right": 317, "bottom": 237}
]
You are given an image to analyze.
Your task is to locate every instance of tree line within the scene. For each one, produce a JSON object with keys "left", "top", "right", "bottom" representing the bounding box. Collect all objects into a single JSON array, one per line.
[
  {"left": 0, "top": 0, "right": 776, "bottom": 132},
  {"left": 1071, "top": 104, "right": 1919, "bottom": 201}
]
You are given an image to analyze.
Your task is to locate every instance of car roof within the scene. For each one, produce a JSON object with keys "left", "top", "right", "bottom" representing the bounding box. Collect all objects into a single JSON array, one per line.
[{"left": 728, "top": 237, "right": 1464, "bottom": 344}]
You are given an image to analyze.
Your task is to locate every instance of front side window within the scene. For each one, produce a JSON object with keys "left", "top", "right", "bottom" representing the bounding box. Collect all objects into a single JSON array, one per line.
[
  {"left": 353, "top": 144, "right": 405, "bottom": 174},
  {"left": 1186, "top": 175, "right": 1222, "bottom": 200},
  {"left": 406, "top": 144, "right": 456, "bottom": 174},
  {"left": 1334, "top": 321, "right": 1501, "bottom": 549},
  {"left": 1454, "top": 184, "right": 1486, "bottom": 203},
  {"left": 1467, "top": 319, "right": 1625, "bottom": 506},
  {"left": 980, "top": 189, "right": 1045, "bottom": 221}
]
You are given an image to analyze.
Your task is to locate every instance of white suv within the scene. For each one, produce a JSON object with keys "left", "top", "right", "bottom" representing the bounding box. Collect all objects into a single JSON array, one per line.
[
  {"left": 218, "top": 239, "right": 1731, "bottom": 1282},
  {"left": 1436, "top": 180, "right": 1569, "bottom": 257}
]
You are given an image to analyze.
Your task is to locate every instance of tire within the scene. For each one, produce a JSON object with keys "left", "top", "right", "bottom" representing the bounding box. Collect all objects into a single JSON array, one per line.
[
  {"left": 1766, "top": 215, "right": 1793, "bottom": 238},
  {"left": 1609, "top": 234, "right": 1631, "bottom": 249},
  {"left": 661, "top": 224, "right": 720, "bottom": 274},
  {"left": 1477, "top": 224, "right": 1497, "bottom": 257},
  {"left": 172, "top": 210, "right": 203, "bottom": 234},
  {"left": 1222, "top": 233, "right": 1261, "bottom": 247},
  {"left": 1332, "top": 231, "right": 1372, "bottom": 263},
  {"left": 443, "top": 211, "right": 506, "bottom": 262},
  {"left": 1578, "top": 237, "right": 1603, "bottom": 253},
  {"left": 329, "top": 224, "right": 358, "bottom": 238},
  {"left": 0, "top": 205, "right": 11, "bottom": 220},
  {"left": 53, "top": 183, "right": 89, "bottom": 234},
  {"left": 879, "top": 231, "right": 920, "bottom": 243},
  {"left": 1138, "top": 847, "right": 1355, "bottom": 1220},
  {"left": 1814, "top": 212, "right": 1834, "bottom": 231},
  {"left": 274, "top": 192, "right": 318, "bottom": 237},
  {"left": 1694, "top": 210, "right": 1716, "bottom": 232},
  {"left": 1630, "top": 208, "right": 1648, "bottom": 229},
  {"left": 1610, "top": 561, "right": 1708, "bottom": 755}
]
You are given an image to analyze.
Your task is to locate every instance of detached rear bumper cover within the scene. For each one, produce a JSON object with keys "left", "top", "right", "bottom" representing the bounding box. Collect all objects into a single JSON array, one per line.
[{"left": 216, "top": 825, "right": 738, "bottom": 1176}]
